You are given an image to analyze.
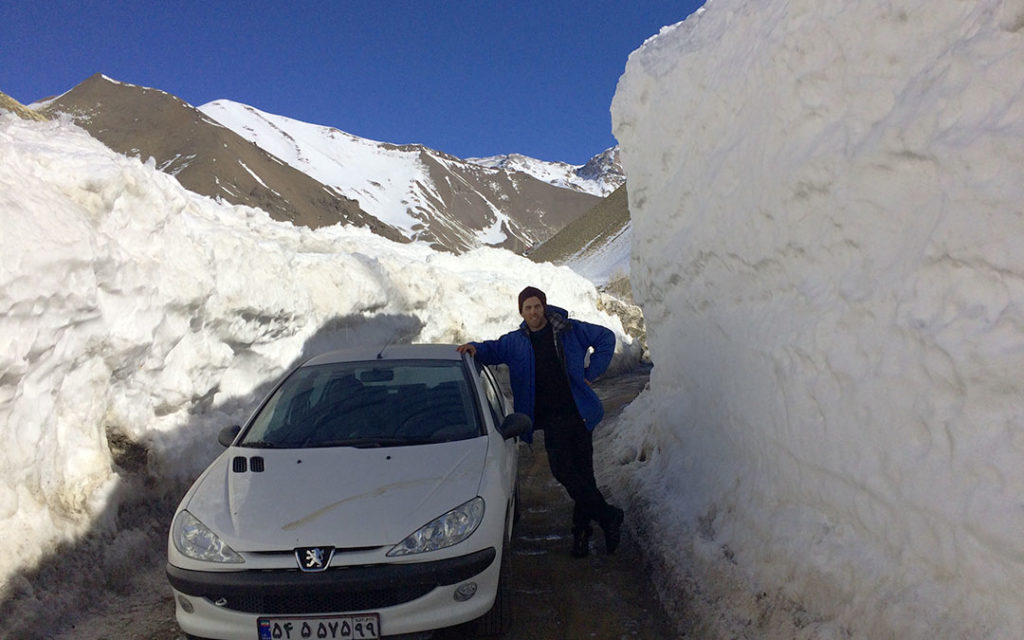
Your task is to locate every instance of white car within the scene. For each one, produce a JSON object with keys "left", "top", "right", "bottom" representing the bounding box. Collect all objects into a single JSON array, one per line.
[{"left": 166, "top": 344, "right": 528, "bottom": 640}]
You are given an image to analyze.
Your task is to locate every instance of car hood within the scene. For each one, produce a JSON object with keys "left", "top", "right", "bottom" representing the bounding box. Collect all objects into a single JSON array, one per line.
[{"left": 184, "top": 437, "right": 489, "bottom": 551}]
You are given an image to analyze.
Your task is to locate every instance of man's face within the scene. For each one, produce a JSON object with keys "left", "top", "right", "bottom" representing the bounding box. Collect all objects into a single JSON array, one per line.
[{"left": 520, "top": 296, "right": 547, "bottom": 331}]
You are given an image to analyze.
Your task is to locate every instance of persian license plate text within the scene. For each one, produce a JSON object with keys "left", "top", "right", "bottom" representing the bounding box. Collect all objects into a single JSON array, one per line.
[{"left": 258, "top": 614, "right": 380, "bottom": 639}]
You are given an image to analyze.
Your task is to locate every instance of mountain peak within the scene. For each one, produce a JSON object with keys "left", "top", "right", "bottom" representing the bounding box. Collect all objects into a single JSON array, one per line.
[
  {"left": 576, "top": 147, "right": 623, "bottom": 183},
  {"left": 467, "top": 149, "right": 624, "bottom": 197}
]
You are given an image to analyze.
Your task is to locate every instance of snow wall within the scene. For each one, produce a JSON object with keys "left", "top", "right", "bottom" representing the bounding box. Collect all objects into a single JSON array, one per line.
[
  {"left": 609, "top": 0, "right": 1024, "bottom": 637},
  {"left": 0, "top": 114, "right": 640, "bottom": 587}
]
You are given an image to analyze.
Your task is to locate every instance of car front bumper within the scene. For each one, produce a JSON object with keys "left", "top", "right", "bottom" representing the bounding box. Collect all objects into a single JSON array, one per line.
[{"left": 167, "top": 547, "right": 498, "bottom": 639}]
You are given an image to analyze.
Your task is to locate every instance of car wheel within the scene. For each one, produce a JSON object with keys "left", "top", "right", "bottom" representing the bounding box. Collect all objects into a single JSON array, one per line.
[{"left": 475, "top": 533, "right": 513, "bottom": 636}]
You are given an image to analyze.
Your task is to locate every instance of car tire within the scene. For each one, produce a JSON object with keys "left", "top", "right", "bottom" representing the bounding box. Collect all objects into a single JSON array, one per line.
[{"left": 475, "top": 530, "right": 513, "bottom": 635}]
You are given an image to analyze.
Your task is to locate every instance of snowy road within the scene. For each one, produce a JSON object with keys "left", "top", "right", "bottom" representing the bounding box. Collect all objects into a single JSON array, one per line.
[{"left": 495, "top": 365, "right": 677, "bottom": 639}]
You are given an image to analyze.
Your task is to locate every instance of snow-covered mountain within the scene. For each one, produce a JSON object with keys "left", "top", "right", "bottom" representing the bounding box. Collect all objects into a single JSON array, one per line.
[
  {"left": 199, "top": 99, "right": 611, "bottom": 252},
  {"left": 37, "top": 75, "right": 609, "bottom": 254},
  {"left": 467, "top": 147, "right": 624, "bottom": 197}
]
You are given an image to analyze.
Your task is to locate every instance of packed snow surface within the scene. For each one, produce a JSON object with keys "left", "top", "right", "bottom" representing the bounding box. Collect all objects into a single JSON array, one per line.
[
  {"left": 0, "top": 113, "right": 638, "bottom": 587},
  {"left": 609, "top": 0, "right": 1024, "bottom": 637}
]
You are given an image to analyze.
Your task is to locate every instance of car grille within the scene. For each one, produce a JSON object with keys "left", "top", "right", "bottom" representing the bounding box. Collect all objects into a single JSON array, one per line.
[
  {"left": 167, "top": 548, "right": 497, "bottom": 617},
  {"left": 209, "top": 583, "right": 436, "bottom": 614}
]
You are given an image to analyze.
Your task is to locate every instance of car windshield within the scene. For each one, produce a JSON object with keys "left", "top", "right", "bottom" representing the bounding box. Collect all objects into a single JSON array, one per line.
[{"left": 239, "top": 359, "right": 482, "bottom": 448}]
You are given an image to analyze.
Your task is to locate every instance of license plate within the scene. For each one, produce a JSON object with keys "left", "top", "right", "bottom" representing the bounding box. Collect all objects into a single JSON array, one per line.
[{"left": 257, "top": 613, "right": 380, "bottom": 639}]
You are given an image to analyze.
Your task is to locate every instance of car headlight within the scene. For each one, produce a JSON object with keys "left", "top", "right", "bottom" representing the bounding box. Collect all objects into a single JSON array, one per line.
[
  {"left": 172, "top": 510, "right": 244, "bottom": 563},
  {"left": 387, "top": 497, "right": 485, "bottom": 557}
]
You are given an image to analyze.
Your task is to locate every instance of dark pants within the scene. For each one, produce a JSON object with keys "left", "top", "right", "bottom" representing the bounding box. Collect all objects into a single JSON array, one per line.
[{"left": 540, "top": 412, "right": 618, "bottom": 531}]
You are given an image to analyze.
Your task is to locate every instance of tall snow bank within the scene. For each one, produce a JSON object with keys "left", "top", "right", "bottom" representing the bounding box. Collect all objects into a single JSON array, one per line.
[
  {"left": 609, "top": 1, "right": 1024, "bottom": 637},
  {"left": 0, "top": 113, "right": 639, "bottom": 585}
]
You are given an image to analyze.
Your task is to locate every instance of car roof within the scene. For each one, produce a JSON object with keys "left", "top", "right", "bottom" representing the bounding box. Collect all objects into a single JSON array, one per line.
[{"left": 301, "top": 343, "right": 465, "bottom": 367}]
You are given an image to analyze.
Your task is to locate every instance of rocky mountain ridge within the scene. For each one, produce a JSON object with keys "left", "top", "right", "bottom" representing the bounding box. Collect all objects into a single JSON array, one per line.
[
  {"left": 32, "top": 74, "right": 621, "bottom": 254},
  {"left": 35, "top": 74, "right": 399, "bottom": 240},
  {"left": 197, "top": 98, "right": 608, "bottom": 253}
]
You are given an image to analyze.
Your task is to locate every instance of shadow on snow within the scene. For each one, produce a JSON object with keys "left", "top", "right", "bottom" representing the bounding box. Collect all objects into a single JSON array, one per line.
[{"left": 0, "top": 313, "right": 425, "bottom": 639}]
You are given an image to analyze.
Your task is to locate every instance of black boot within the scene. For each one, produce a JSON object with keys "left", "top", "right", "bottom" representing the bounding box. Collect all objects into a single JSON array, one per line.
[
  {"left": 571, "top": 525, "right": 592, "bottom": 558},
  {"left": 601, "top": 507, "right": 625, "bottom": 554}
]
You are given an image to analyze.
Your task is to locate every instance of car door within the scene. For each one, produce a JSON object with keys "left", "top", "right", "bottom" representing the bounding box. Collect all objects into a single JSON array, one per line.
[{"left": 472, "top": 360, "right": 520, "bottom": 528}]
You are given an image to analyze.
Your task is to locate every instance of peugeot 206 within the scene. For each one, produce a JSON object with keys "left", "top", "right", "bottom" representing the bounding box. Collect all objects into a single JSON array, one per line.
[{"left": 166, "top": 344, "right": 529, "bottom": 640}]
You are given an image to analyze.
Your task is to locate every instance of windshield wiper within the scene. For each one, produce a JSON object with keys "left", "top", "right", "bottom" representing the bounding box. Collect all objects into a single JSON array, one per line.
[{"left": 240, "top": 441, "right": 281, "bottom": 448}]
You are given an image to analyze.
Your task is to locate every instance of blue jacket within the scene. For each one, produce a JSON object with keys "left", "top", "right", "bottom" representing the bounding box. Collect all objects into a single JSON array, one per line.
[{"left": 472, "top": 305, "right": 615, "bottom": 443}]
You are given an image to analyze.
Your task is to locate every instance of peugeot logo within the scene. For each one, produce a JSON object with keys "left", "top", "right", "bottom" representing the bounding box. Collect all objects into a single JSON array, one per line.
[{"left": 295, "top": 546, "right": 334, "bottom": 572}]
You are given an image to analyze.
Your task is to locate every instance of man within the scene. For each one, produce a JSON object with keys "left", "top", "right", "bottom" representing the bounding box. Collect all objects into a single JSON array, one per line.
[{"left": 457, "top": 286, "right": 624, "bottom": 557}]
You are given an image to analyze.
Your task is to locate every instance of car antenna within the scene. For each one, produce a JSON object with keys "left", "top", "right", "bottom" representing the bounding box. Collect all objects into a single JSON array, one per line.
[{"left": 376, "top": 331, "right": 400, "bottom": 360}]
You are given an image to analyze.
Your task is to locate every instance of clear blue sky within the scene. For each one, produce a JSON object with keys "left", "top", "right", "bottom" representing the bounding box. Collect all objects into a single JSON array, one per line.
[{"left": 2, "top": 1, "right": 704, "bottom": 165}]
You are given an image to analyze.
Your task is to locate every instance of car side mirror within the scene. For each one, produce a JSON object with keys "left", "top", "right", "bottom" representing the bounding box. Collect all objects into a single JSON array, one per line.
[
  {"left": 218, "top": 425, "right": 242, "bottom": 447},
  {"left": 499, "top": 413, "right": 531, "bottom": 440}
]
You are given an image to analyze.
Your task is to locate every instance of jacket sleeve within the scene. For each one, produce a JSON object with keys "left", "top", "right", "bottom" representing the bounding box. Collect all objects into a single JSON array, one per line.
[
  {"left": 471, "top": 333, "right": 512, "bottom": 366},
  {"left": 577, "top": 321, "right": 616, "bottom": 381}
]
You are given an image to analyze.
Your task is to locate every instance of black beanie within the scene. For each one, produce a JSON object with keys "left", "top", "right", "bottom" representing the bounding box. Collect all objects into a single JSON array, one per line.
[{"left": 518, "top": 286, "right": 547, "bottom": 311}]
